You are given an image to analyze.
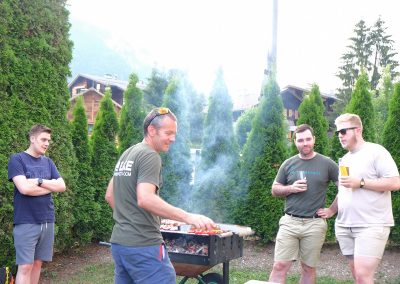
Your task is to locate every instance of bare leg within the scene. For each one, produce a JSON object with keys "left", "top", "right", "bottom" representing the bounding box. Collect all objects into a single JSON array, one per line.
[
  {"left": 353, "top": 256, "right": 380, "bottom": 284},
  {"left": 30, "top": 260, "right": 43, "bottom": 284},
  {"left": 300, "top": 262, "right": 316, "bottom": 284},
  {"left": 269, "top": 260, "right": 293, "bottom": 284},
  {"left": 16, "top": 263, "right": 33, "bottom": 284}
]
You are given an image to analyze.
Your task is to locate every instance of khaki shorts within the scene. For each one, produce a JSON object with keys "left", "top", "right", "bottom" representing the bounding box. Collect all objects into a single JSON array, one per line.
[
  {"left": 274, "top": 214, "right": 327, "bottom": 267},
  {"left": 335, "top": 224, "right": 390, "bottom": 259}
]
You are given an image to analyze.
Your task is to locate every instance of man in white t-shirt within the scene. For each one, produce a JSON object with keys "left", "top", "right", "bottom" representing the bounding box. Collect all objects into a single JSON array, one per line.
[{"left": 318, "top": 113, "right": 400, "bottom": 284}]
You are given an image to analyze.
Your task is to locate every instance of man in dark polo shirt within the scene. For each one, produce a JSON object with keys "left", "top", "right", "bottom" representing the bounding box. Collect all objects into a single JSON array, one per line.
[{"left": 105, "top": 107, "right": 215, "bottom": 284}]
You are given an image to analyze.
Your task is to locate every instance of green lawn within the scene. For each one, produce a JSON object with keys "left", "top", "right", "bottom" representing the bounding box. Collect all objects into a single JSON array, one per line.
[{"left": 43, "top": 262, "right": 359, "bottom": 284}]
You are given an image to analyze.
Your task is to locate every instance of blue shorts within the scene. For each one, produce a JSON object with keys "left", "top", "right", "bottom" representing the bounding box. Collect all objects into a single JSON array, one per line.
[
  {"left": 13, "top": 223, "right": 54, "bottom": 265},
  {"left": 111, "top": 243, "right": 176, "bottom": 284}
]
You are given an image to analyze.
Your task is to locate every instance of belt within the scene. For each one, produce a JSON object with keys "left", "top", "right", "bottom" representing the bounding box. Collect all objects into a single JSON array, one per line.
[{"left": 285, "top": 212, "right": 320, "bottom": 219}]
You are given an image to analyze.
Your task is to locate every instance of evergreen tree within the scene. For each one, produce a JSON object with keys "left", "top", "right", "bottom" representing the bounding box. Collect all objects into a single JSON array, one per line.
[
  {"left": 296, "top": 84, "right": 329, "bottom": 155},
  {"left": 238, "top": 75, "right": 288, "bottom": 241},
  {"left": 70, "top": 97, "right": 99, "bottom": 244},
  {"left": 0, "top": 0, "right": 75, "bottom": 265},
  {"left": 160, "top": 76, "right": 192, "bottom": 209},
  {"left": 235, "top": 107, "right": 258, "bottom": 150},
  {"left": 118, "top": 73, "right": 145, "bottom": 154},
  {"left": 195, "top": 69, "right": 239, "bottom": 222},
  {"left": 188, "top": 90, "right": 206, "bottom": 147},
  {"left": 373, "top": 65, "right": 394, "bottom": 143},
  {"left": 369, "top": 17, "right": 399, "bottom": 90},
  {"left": 334, "top": 18, "right": 399, "bottom": 114},
  {"left": 382, "top": 83, "right": 400, "bottom": 244},
  {"left": 345, "top": 71, "right": 376, "bottom": 142},
  {"left": 90, "top": 88, "right": 119, "bottom": 240},
  {"left": 143, "top": 67, "right": 168, "bottom": 109}
]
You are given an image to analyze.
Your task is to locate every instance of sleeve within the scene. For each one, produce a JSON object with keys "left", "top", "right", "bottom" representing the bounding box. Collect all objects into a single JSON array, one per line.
[
  {"left": 137, "top": 152, "right": 161, "bottom": 188},
  {"left": 49, "top": 158, "right": 61, "bottom": 179},
  {"left": 275, "top": 159, "right": 289, "bottom": 185},
  {"left": 8, "top": 154, "right": 25, "bottom": 182},
  {"left": 328, "top": 158, "right": 339, "bottom": 182},
  {"left": 375, "top": 146, "right": 399, "bottom": 178}
]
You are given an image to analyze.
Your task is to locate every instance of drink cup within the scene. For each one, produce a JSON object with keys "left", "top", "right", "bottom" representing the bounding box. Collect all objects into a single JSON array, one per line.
[
  {"left": 338, "top": 158, "right": 349, "bottom": 176},
  {"left": 298, "top": 171, "right": 306, "bottom": 180}
]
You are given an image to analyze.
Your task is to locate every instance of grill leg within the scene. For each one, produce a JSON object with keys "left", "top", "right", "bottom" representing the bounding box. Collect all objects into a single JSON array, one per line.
[{"left": 222, "top": 261, "right": 229, "bottom": 284}]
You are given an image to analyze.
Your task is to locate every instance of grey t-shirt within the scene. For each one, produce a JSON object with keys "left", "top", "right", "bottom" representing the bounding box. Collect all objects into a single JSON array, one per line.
[
  {"left": 275, "top": 153, "right": 338, "bottom": 216},
  {"left": 110, "top": 142, "right": 163, "bottom": 246}
]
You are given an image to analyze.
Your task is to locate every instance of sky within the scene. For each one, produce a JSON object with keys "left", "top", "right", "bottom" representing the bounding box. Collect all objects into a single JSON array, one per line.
[{"left": 66, "top": 0, "right": 400, "bottom": 103}]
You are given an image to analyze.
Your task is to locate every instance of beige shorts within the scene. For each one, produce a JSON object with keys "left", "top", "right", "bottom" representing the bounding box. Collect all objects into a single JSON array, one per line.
[
  {"left": 274, "top": 214, "right": 327, "bottom": 267},
  {"left": 335, "top": 224, "right": 390, "bottom": 259}
]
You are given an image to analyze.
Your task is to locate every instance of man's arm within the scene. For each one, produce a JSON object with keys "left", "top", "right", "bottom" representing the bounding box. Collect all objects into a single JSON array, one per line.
[
  {"left": 105, "top": 178, "right": 114, "bottom": 209},
  {"left": 12, "top": 176, "right": 52, "bottom": 196},
  {"left": 340, "top": 176, "right": 400, "bottom": 192},
  {"left": 317, "top": 195, "right": 338, "bottom": 218},
  {"left": 271, "top": 180, "right": 307, "bottom": 197},
  {"left": 40, "top": 177, "right": 66, "bottom": 192},
  {"left": 137, "top": 183, "right": 216, "bottom": 230}
]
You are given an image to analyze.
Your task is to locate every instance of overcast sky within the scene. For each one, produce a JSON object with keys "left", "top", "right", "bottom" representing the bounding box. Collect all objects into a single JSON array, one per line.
[{"left": 67, "top": 0, "right": 400, "bottom": 98}]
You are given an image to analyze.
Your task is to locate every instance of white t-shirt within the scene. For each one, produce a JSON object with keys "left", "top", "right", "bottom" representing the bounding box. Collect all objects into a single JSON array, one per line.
[{"left": 336, "top": 142, "right": 399, "bottom": 227}]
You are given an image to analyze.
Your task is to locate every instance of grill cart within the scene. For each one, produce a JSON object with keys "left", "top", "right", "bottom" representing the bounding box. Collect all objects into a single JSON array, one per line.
[{"left": 161, "top": 223, "right": 253, "bottom": 284}]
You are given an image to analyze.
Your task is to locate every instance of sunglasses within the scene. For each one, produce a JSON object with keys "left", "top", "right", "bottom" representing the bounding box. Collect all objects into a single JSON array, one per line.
[
  {"left": 336, "top": 127, "right": 357, "bottom": 135},
  {"left": 148, "top": 107, "right": 171, "bottom": 125}
]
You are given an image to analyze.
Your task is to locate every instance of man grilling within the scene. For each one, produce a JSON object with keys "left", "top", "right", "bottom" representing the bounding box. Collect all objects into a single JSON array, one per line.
[
  {"left": 105, "top": 107, "right": 215, "bottom": 284},
  {"left": 268, "top": 124, "right": 338, "bottom": 284}
]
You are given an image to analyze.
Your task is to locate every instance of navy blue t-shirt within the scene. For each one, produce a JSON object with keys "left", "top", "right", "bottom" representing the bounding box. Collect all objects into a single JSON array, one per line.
[{"left": 8, "top": 152, "right": 61, "bottom": 224}]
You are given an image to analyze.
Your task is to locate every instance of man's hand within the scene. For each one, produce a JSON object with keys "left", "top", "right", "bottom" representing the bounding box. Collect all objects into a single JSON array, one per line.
[
  {"left": 291, "top": 179, "right": 307, "bottom": 193},
  {"left": 316, "top": 207, "right": 336, "bottom": 219},
  {"left": 339, "top": 176, "right": 361, "bottom": 189},
  {"left": 185, "top": 213, "right": 216, "bottom": 231}
]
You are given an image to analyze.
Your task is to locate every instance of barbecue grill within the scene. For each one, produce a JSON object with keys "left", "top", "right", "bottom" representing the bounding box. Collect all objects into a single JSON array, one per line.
[{"left": 161, "top": 223, "right": 253, "bottom": 284}]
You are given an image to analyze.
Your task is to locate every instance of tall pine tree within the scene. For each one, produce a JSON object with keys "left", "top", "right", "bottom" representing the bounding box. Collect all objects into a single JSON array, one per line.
[
  {"left": 238, "top": 74, "right": 288, "bottom": 241},
  {"left": 70, "top": 97, "right": 99, "bottom": 244},
  {"left": 296, "top": 84, "right": 329, "bottom": 155},
  {"left": 90, "top": 88, "right": 119, "bottom": 240},
  {"left": 382, "top": 82, "right": 400, "bottom": 244},
  {"left": 160, "top": 76, "right": 192, "bottom": 209},
  {"left": 0, "top": 0, "right": 76, "bottom": 265},
  {"left": 118, "top": 73, "right": 145, "bottom": 154},
  {"left": 195, "top": 69, "right": 239, "bottom": 222}
]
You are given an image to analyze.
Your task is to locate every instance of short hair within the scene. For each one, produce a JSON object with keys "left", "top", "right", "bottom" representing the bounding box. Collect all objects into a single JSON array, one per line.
[
  {"left": 143, "top": 108, "right": 177, "bottom": 136},
  {"left": 294, "top": 124, "right": 314, "bottom": 140},
  {"left": 27, "top": 124, "right": 52, "bottom": 140},
  {"left": 334, "top": 113, "right": 363, "bottom": 129}
]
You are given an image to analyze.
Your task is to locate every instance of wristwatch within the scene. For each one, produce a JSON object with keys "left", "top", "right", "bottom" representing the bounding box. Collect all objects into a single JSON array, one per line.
[
  {"left": 360, "top": 178, "right": 365, "bottom": 188},
  {"left": 38, "top": 178, "right": 43, "bottom": 187}
]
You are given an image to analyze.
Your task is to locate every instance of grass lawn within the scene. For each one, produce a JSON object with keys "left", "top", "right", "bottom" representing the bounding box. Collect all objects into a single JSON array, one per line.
[{"left": 45, "top": 262, "right": 356, "bottom": 284}]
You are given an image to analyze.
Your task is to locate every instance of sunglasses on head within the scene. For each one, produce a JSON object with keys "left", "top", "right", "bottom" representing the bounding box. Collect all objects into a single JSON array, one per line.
[
  {"left": 336, "top": 127, "right": 357, "bottom": 135},
  {"left": 148, "top": 107, "right": 171, "bottom": 125}
]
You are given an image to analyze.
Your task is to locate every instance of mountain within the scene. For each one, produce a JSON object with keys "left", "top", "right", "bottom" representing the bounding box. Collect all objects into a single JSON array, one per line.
[{"left": 68, "top": 18, "right": 151, "bottom": 82}]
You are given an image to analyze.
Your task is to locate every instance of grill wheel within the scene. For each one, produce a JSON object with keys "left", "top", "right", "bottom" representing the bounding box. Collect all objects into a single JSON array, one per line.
[{"left": 199, "top": 272, "right": 224, "bottom": 284}]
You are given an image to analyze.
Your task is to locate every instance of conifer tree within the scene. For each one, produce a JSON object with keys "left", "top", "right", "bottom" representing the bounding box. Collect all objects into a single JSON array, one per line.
[
  {"left": 0, "top": 0, "right": 75, "bottom": 264},
  {"left": 160, "top": 76, "right": 192, "bottom": 209},
  {"left": 382, "top": 82, "right": 400, "bottom": 243},
  {"left": 90, "top": 88, "right": 119, "bottom": 240},
  {"left": 118, "top": 73, "right": 145, "bottom": 154},
  {"left": 373, "top": 66, "right": 394, "bottom": 143},
  {"left": 70, "top": 97, "right": 99, "bottom": 244},
  {"left": 296, "top": 84, "right": 329, "bottom": 155},
  {"left": 235, "top": 107, "right": 258, "bottom": 150},
  {"left": 345, "top": 71, "right": 376, "bottom": 142},
  {"left": 143, "top": 67, "right": 168, "bottom": 109},
  {"left": 238, "top": 74, "right": 288, "bottom": 240},
  {"left": 195, "top": 69, "right": 239, "bottom": 222}
]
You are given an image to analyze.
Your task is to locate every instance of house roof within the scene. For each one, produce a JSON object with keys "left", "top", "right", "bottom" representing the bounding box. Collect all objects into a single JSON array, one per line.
[
  {"left": 281, "top": 85, "right": 337, "bottom": 100},
  {"left": 69, "top": 87, "right": 123, "bottom": 109},
  {"left": 68, "top": 73, "right": 129, "bottom": 91}
]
